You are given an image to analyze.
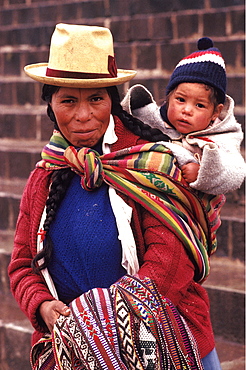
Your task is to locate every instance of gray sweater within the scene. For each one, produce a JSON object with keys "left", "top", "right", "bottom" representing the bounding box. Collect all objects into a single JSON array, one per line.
[{"left": 122, "top": 86, "right": 246, "bottom": 195}]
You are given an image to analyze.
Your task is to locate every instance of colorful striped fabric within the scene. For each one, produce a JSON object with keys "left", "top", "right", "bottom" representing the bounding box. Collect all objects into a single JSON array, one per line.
[
  {"left": 31, "top": 275, "right": 203, "bottom": 369},
  {"left": 31, "top": 334, "right": 55, "bottom": 370},
  {"left": 37, "top": 130, "right": 225, "bottom": 282}
]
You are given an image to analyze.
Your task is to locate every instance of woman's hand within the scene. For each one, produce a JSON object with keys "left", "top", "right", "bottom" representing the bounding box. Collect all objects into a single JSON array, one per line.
[
  {"left": 39, "top": 300, "right": 70, "bottom": 333},
  {"left": 181, "top": 162, "right": 200, "bottom": 183}
]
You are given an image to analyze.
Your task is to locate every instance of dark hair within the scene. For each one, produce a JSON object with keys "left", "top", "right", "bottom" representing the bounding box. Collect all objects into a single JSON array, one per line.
[
  {"left": 32, "top": 168, "right": 76, "bottom": 271},
  {"left": 106, "top": 85, "right": 171, "bottom": 142},
  {"left": 41, "top": 84, "right": 60, "bottom": 130},
  {"left": 32, "top": 84, "right": 170, "bottom": 272}
]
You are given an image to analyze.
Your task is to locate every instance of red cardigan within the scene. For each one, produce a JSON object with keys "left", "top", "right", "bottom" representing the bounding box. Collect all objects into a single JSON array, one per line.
[{"left": 8, "top": 117, "right": 215, "bottom": 358}]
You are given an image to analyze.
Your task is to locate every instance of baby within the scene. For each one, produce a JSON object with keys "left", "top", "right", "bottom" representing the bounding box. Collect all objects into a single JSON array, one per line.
[{"left": 122, "top": 38, "right": 246, "bottom": 195}]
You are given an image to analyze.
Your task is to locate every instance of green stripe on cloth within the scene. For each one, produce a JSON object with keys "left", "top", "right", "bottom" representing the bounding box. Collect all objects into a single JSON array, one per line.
[
  {"left": 36, "top": 130, "right": 225, "bottom": 282},
  {"left": 31, "top": 275, "right": 204, "bottom": 369}
]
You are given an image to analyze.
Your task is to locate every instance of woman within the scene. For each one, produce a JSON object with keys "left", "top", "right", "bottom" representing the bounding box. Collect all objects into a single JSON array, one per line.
[{"left": 8, "top": 23, "right": 223, "bottom": 369}]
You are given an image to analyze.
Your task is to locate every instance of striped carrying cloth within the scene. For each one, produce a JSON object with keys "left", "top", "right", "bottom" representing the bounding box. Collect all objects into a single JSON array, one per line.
[
  {"left": 37, "top": 130, "right": 225, "bottom": 283},
  {"left": 31, "top": 275, "right": 203, "bottom": 370}
]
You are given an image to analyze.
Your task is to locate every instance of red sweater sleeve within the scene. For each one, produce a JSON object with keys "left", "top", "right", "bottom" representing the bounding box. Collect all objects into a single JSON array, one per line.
[
  {"left": 137, "top": 208, "right": 215, "bottom": 358},
  {"left": 8, "top": 170, "right": 55, "bottom": 333},
  {"left": 137, "top": 208, "right": 195, "bottom": 304}
]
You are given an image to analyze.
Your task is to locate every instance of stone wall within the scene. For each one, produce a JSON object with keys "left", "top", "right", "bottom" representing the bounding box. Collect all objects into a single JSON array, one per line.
[{"left": 0, "top": 1, "right": 245, "bottom": 368}]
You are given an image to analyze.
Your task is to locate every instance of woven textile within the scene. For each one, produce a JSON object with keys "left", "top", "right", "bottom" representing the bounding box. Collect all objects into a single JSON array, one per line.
[
  {"left": 31, "top": 335, "right": 55, "bottom": 370},
  {"left": 37, "top": 129, "right": 225, "bottom": 282},
  {"left": 31, "top": 275, "right": 204, "bottom": 370}
]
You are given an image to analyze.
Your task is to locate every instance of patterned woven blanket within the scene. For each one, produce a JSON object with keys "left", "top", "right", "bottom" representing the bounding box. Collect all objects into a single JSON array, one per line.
[
  {"left": 37, "top": 130, "right": 225, "bottom": 282},
  {"left": 31, "top": 275, "right": 203, "bottom": 370}
]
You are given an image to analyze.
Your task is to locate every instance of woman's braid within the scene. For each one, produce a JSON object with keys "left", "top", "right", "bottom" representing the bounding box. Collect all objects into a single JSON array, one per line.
[
  {"left": 32, "top": 168, "right": 75, "bottom": 272},
  {"left": 118, "top": 109, "right": 170, "bottom": 142},
  {"left": 107, "top": 86, "right": 170, "bottom": 142}
]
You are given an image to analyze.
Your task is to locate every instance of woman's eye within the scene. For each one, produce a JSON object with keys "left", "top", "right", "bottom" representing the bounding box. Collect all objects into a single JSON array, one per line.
[
  {"left": 61, "top": 99, "right": 75, "bottom": 104},
  {"left": 91, "top": 96, "right": 102, "bottom": 102}
]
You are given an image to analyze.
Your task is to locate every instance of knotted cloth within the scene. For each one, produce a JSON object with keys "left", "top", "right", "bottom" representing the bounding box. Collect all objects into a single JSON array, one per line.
[
  {"left": 37, "top": 129, "right": 225, "bottom": 282},
  {"left": 31, "top": 275, "right": 203, "bottom": 370}
]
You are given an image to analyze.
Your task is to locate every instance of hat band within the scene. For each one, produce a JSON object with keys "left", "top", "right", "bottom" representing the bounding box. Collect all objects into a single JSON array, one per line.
[
  {"left": 46, "top": 55, "right": 118, "bottom": 80},
  {"left": 46, "top": 68, "right": 115, "bottom": 79}
]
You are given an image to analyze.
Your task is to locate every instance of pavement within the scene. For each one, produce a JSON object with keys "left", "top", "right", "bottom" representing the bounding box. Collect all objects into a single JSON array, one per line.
[{"left": 216, "top": 337, "right": 245, "bottom": 369}]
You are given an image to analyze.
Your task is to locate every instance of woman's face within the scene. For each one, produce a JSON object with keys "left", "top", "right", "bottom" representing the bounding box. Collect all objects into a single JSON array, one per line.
[{"left": 50, "top": 87, "right": 112, "bottom": 147}]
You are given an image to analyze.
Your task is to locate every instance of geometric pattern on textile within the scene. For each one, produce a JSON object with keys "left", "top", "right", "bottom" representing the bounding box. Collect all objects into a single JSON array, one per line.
[
  {"left": 139, "top": 321, "right": 158, "bottom": 370},
  {"left": 30, "top": 334, "right": 56, "bottom": 370},
  {"left": 31, "top": 275, "right": 204, "bottom": 370},
  {"left": 114, "top": 293, "right": 145, "bottom": 370},
  {"left": 54, "top": 314, "right": 100, "bottom": 370},
  {"left": 115, "top": 276, "right": 203, "bottom": 369}
]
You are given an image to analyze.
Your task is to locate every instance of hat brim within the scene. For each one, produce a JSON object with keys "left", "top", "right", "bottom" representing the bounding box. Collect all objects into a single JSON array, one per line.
[{"left": 24, "top": 63, "right": 137, "bottom": 87}]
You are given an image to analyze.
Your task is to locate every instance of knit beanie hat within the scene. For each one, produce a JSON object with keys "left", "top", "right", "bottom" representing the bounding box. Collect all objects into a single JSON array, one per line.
[{"left": 166, "top": 37, "right": 226, "bottom": 103}]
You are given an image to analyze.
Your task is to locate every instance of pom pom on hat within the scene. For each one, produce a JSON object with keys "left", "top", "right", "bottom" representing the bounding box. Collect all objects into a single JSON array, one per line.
[
  {"left": 197, "top": 37, "right": 213, "bottom": 50},
  {"left": 166, "top": 37, "right": 226, "bottom": 103}
]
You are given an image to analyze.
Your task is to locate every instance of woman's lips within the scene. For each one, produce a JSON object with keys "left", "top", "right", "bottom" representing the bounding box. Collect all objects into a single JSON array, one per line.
[{"left": 73, "top": 129, "right": 96, "bottom": 136}]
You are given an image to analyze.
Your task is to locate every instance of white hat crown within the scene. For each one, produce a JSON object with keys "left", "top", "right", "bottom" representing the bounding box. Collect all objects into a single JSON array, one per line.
[
  {"left": 47, "top": 24, "right": 116, "bottom": 77},
  {"left": 24, "top": 23, "right": 136, "bottom": 88}
]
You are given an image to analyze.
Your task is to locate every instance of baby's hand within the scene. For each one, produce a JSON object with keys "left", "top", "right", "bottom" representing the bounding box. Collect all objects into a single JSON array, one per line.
[{"left": 181, "top": 163, "right": 200, "bottom": 183}]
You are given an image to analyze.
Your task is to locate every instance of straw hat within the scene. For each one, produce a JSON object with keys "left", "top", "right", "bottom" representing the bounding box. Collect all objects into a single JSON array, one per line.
[{"left": 24, "top": 23, "right": 137, "bottom": 88}]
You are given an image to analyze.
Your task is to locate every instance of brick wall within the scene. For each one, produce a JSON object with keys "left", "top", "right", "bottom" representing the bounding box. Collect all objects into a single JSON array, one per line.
[{"left": 0, "top": 0, "right": 245, "bottom": 231}]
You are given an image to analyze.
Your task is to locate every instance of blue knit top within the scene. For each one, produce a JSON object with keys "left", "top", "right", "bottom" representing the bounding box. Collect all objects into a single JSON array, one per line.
[{"left": 48, "top": 174, "right": 126, "bottom": 302}]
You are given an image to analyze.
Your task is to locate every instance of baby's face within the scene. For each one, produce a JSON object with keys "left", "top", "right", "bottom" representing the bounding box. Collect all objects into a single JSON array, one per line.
[{"left": 167, "top": 83, "right": 222, "bottom": 134}]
